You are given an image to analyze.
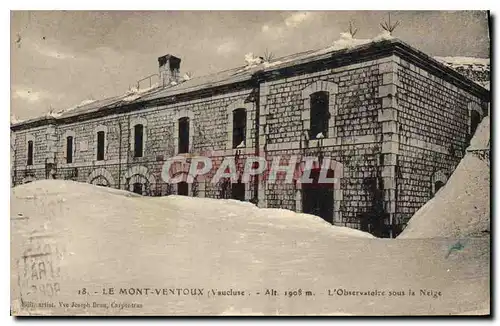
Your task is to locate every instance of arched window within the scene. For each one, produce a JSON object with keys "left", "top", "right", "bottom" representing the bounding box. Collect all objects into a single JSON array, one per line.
[
  {"left": 232, "top": 109, "right": 247, "bottom": 149},
  {"left": 66, "top": 136, "right": 74, "bottom": 163},
  {"left": 178, "top": 181, "right": 189, "bottom": 196},
  {"left": 470, "top": 110, "right": 481, "bottom": 138},
  {"left": 132, "top": 182, "right": 143, "bottom": 195},
  {"left": 309, "top": 91, "right": 330, "bottom": 139},
  {"left": 97, "top": 131, "right": 105, "bottom": 161},
  {"left": 434, "top": 181, "right": 445, "bottom": 195},
  {"left": 27, "top": 140, "right": 34, "bottom": 166},
  {"left": 431, "top": 170, "right": 448, "bottom": 197},
  {"left": 178, "top": 117, "right": 190, "bottom": 154},
  {"left": 134, "top": 124, "right": 144, "bottom": 157}
]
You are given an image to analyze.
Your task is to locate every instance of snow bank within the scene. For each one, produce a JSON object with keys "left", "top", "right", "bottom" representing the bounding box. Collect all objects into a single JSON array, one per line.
[
  {"left": 11, "top": 180, "right": 489, "bottom": 315},
  {"left": 467, "top": 115, "right": 490, "bottom": 151},
  {"left": 399, "top": 116, "right": 490, "bottom": 239}
]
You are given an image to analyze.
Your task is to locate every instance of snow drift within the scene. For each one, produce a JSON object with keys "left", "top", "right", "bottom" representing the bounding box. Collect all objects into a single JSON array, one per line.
[
  {"left": 11, "top": 180, "right": 489, "bottom": 316},
  {"left": 399, "top": 116, "right": 490, "bottom": 239}
]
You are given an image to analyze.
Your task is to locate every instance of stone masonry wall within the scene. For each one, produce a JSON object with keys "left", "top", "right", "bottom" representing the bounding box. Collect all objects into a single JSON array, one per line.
[
  {"left": 11, "top": 48, "right": 489, "bottom": 238},
  {"left": 259, "top": 57, "right": 392, "bottom": 234},
  {"left": 13, "top": 88, "right": 258, "bottom": 200},
  {"left": 393, "top": 56, "right": 488, "bottom": 233}
]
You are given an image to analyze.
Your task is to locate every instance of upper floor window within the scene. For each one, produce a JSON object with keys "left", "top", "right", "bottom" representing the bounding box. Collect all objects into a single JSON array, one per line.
[
  {"left": 309, "top": 91, "right": 330, "bottom": 140},
  {"left": 66, "top": 136, "right": 73, "bottom": 163},
  {"left": 97, "top": 131, "right": 105, "bottom": 161},
  {"left": 178, "top": 117, "right": 190, "bottom": 154},
  {"left": 27, "top": 140, "right": 33, "bottom": 166},
  {"left": 134, "top": 124, "right": 144, "bottom": 158},
  {"left": 232, "top": 108, "right": 247, "bottom": 149}
]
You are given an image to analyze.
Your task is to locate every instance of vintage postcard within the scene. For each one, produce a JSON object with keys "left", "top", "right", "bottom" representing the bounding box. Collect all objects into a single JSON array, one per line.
[{"left": 10, "top": 10, "right": 491, "bottom": 316}]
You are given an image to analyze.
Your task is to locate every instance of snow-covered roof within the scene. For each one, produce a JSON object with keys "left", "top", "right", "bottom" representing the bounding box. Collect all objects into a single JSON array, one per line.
[
  {"left": 434, "top": 56, "right": 490, "bottom": 71},
  {"left": 11, "top": 33, "right": 490, "bottom": 129}
]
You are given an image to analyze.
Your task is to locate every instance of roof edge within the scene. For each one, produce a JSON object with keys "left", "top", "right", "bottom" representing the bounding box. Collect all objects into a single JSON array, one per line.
[{"left": 11, "top": 38, "right": 490, "bottom": 131}]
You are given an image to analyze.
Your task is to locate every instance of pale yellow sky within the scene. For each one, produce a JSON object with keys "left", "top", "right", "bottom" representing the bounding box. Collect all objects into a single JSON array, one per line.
[{"left": 11, "top": 11, "right": 490, "bottom": 120}]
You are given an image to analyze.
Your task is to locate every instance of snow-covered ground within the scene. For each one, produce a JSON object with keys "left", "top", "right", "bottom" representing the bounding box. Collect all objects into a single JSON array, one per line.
[
  {"left": 11, "top": 177, "right": 489, "bottom": 316},
  {"left": 399, "top": 116, "right": 490, "bottom": 239}
]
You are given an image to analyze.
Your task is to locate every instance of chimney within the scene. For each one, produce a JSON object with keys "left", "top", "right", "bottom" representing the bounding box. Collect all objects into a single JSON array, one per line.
[{"left": 158, "top": 54, "right": 181, "bottom": 87}]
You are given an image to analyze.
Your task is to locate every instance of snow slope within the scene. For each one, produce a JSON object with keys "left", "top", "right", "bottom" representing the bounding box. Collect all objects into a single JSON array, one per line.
[
  {"left": 11, "top": 180, "right": 489, "bottom": 316},
  {"left": 399, "top": 116, "right": 490, "bottom": 239}
]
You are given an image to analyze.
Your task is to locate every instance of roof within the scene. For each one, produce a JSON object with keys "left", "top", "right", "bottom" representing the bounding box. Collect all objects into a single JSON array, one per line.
[{"left": 11, "top": 37, "right": 490, "bottom": 130}]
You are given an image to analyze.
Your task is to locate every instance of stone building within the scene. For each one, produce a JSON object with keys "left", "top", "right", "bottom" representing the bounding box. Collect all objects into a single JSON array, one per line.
[{"left": 11, "top": 38, "right": 490, "bottom": 237}]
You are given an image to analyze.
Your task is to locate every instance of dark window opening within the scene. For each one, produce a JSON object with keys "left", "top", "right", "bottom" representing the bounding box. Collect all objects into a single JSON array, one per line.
[
  {"left": 309, "top": 91, "right": 330, "bottom": 140},
  {"left": 301, "top": 169, "right": 335, "bottom": 224},
  {"left": 27, "top": 140, "right": 33, "bottom": 166},
  {"left": 97, "top": 131, "right": 105, "bottom": 161},
  {"left": 178, "top": 117, "right": 190, "bottom": 154},
  {"left": 232, "top": 109, "right": 247, "bottom": 149},
  {"left": 231, "top": 180, "right": 246, "bottom": 201},
  {"left": 434, "top": 181, "right": 445, "bottom": 196},
  {"left": 470, "top": 110, "right": 481, "bottom": 140},
  {"left": 134, "top": 124, "right": 144, "bottom": 158},
  {"left": 66, "top": 136, "right": 73, "bottom": 163},
  {"left": 178, "top": 182, "right": 189, "bottom": 196},
  {"left": 132, "top": 183, "right": 143, "bottom": 195}
]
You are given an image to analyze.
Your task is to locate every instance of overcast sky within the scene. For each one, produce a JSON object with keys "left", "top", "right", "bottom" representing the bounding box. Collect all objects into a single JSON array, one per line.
[{"left": 11, "top": 11, "right": 489, "bottom": 120}]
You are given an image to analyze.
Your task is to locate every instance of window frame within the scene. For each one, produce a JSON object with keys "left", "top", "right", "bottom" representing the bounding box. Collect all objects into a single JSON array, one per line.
[
  {"left": 300, "top": 80, "right": 339, "bottom": 142},
  {"left": 178, "top": 117, "right": 190, "bottom": 154},
  {"left": 27, "top": 140, "right": 34, "bottom": 166},
  {"left": 96, "top": 131, "right": 105, "bottom": 161},
  {"left": 66, "top": 136, "right": 74, "bottom": 163},
  {"left": 309, "top": 91, "right": 330, "bottom": 140},
  {"left": 173, "top": 110, "right": 194, "bottom": 155},
  {"left": 134, "top": 124, "right": 144, "bottom": 158},
  {"left": 232, "top": 108, "right": 247, "bottom": 149}
]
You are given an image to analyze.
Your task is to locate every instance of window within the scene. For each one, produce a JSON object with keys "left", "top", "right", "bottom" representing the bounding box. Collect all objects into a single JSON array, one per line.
[
  {"left": 132, "top": 183, "right": 143, "bottom": 195},
  {"left": 178, "top": 117, "right": 190, "bottom": 154},
  {"left": 309, "top": 91, "right": 330, "bottom": 139},
  {"left": 470, "top": 110, "right": 481, "bottom": 139},
  {"left": 231, "top": 180, "right": 245, "bottom": 201},
  {"left": 134, "top": 124, "right": 144, "bottom": 158},
  {"left": 97, "top": 131, "right": 105, "bottom": 161},
  {"left": 66, "top": 136, "right": 73, "bottom": 163},
  {"left": 232, "top": 109, "right": 247, "bottom": 149},
  {"left": 434, "top": 181, "right": 445, "bottom": 195},
  {"left": 27, "top": 140, "right": 33, "bottom": 166},
  {"left": 178, "top": 182, "right": 189, "bottom": 196}
]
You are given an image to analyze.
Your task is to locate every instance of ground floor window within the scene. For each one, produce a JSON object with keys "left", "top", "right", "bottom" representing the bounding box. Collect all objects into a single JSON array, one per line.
[
  {"left": 434, "top": 180, "right": 445, "bottom": 195},
  {"left": 231, "top": 181, "right": 245, "bottom": 201},
  {"left": 133, "top": 183, "right": 143, "bottom": 195},
  {"left": 178, "top": 182, "right": 189, "bottom": 196},
  {"left": 301, "top": 169, "right": 335, "bottom": 224}
]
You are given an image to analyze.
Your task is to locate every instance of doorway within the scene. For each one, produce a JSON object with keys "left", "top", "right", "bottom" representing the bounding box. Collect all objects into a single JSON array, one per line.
[{"left": 301, "top": 168, "right": 335, "bottom": 224}]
